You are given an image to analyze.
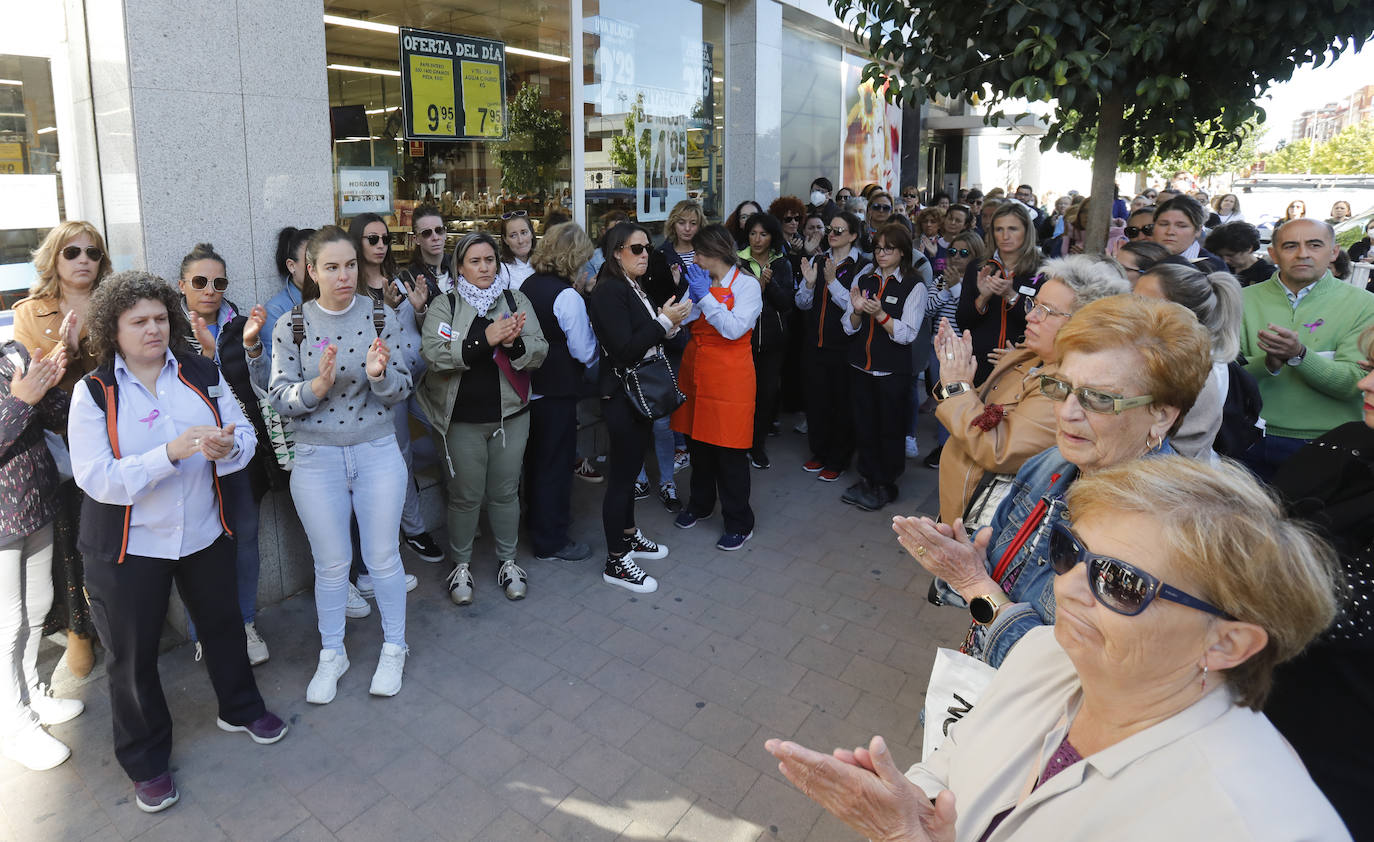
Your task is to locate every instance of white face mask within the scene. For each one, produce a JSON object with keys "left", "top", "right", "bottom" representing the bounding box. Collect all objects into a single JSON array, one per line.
[{"left": 810, "top": 190, "right": 827, "bottom": 206}]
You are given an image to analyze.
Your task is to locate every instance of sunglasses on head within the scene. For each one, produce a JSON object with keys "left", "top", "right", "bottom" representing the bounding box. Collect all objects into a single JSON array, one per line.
[
  {"left": 363, "top": 233, "right": 391, "bottom": 246},
  {"left": 1049, "top": 522, "right": 1232, "bottom": 618},
  {"left": 1038, "top": 374, "right": 1153, "bottom": 415},
  {"left": 946, "top": 247, "right": 971, "bottom": 258},
  {"left": 189, "top": 275, "right": 229, "bottom": 291},
  {"left": 1124, "top": 223, "right": 1154, "bottom": 238},
  {"left": 870, "top": 204, "right": 892, "bottom": 212},
  {"left": 500, "top": 210, "right": 528, "bottom": 220},
  {"left": 620, "top": 243, "right": 649, "bottom": 255},
  {"left": 416, "top": 226, "right": 445, "bottom": 238},
  {"left": 61, "top": 245, "right": 103, "bottom": 262}
]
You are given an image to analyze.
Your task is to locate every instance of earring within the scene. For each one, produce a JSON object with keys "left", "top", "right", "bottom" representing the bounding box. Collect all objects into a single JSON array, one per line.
[
  {"left": 1200, "top": 662, "right": 1209, "bottom": 692},
  {"left": 1147, "top": 434, "right": 1163, "bottom": 451}
]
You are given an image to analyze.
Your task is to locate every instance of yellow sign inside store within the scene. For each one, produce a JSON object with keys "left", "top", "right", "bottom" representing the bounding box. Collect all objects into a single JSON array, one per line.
[
  {"left": 0, "top": 143, "right": 25, "bottom": 175},
  {"left": 460, "top": 61, "right": 502, "bottom": 138},
  {"left": 408, "top": 55, "right": 457, "bottom": 137}
]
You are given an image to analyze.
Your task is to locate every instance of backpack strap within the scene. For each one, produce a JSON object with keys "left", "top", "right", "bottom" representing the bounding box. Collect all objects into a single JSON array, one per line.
[
  {"left": 372, "top": 297, "right": 386, "bottom": 337},
  {"left": 290, "top": 305, "right": 305, "bottom": 345},
  {"left": 503, "top": 289, "right": 518, "bottom": 313}
]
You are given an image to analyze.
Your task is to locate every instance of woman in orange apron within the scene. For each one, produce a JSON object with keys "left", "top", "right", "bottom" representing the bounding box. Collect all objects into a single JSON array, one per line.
[{"left": 672, "top": 225, "right": 763, "bottom": 551}]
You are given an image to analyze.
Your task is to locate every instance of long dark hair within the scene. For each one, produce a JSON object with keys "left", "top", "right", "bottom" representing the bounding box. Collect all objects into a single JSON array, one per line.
[
  {"left": 725, "top": 200, "right": 763, "bottom": 248},
  {"left": 743, "top": 212, "right": 784, "bottom": 258},
  {"left": 347, "top": 213, "right": 397, "bottom": 285},
  {"left": 301, "top": 226, "right": 356, "bottom": 303},
  {"left": 496, "top": 213, "right": 536, "bottom": 264},
  {"left": 871, "top": 223, "right": 915, "bottom": 280},
  {"left": 597, "top": 223, "right": 652, "bottom": 285},
  {"left": 275, "top": 226, "right": 315, "bottom": 279}
]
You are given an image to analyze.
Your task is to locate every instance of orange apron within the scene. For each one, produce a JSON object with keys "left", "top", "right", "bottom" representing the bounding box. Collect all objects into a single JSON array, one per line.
[{"left": 671, "top": 270, "right": 755, "bottom": 449}]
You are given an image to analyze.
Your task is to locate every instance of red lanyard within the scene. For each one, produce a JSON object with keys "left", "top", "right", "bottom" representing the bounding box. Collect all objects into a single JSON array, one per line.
[{"left": 990, "top": 473, "right": 1060, "bottom": 583}]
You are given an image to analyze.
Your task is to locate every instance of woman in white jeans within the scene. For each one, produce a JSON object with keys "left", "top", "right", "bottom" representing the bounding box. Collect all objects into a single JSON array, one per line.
[
  {"left": 0, "top": 339, "right": 84, "bottom": 770},
  {"left": 250, "top": 226, "right": 413, "bottom": 703}
]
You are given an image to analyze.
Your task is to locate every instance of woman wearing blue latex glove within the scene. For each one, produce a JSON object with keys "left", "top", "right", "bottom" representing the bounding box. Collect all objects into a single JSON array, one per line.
[{"left": 684, "top": 263, "right": 712, "bottom": 303}]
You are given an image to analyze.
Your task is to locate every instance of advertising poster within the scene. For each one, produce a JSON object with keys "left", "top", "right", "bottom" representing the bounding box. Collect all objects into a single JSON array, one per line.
[
  {"left": 841, "top": 53, "right": 901, "bottom": 194},
  {"left": 338, "top": 167, "right": 393, "bottom": 216},
  {"left": 398, "top": 28, "right": 507, "bottom": 142}
]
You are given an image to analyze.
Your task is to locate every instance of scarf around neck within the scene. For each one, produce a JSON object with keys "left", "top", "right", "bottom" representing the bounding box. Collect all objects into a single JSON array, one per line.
[{"left": 456, "top": 274, "right": 508, "bottom": 316}]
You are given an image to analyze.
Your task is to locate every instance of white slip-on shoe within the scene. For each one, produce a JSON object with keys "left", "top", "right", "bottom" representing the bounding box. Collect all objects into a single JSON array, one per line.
[{"left": 305, "top": 649, "right": 349, "bottom": 705}]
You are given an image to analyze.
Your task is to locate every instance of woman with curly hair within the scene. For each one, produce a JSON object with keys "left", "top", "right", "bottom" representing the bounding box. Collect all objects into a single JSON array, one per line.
[{"left": 70, "top": 271, "right": 286, "bottom": 813}]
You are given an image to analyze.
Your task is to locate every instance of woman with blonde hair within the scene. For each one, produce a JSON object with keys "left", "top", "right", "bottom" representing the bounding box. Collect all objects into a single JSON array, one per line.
[
  {"left": 524, "top": 223, "right": 598, "bottom": 563},
  {"left": 13, "top": 221, "right": 113, "bottom": 679},
  {"left": 957, "top": 202, "right": 1041, "bottom": 383}
]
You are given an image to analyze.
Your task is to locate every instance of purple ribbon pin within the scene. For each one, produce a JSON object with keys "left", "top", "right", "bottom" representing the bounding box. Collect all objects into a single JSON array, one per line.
[
  {"left": 1302, "top": 319, "right": 1324, "bottom": 334},
  {"left": 138, "top": 409, "right": 160, "bottom": 428},
  {"left": 313, "top": 338, "right": 331, "bottom": 350}
]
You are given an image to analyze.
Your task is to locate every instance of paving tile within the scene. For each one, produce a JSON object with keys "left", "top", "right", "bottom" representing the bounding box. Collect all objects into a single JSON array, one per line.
[
  {"left": 470, "top": 685, "right": 546, "bottom": 737},
  {"left": 623, "top": 721, "right": 704, "bottom": 775},
  {"left": 691, "top": 633, "right": 759, "bottom": 671},
  {"left": 447, "top": 727, "right": 527, "bottom": 784},
  {"left": 838, "top": 653, "right": 909, "bottom": 702},
  {"left": 494, "top": 755, "right": 577, "bottom": 824},
  {"left": 666, "top": 799, "right": 765, "bottom": 842},
  {"left": 738, "top": 618, "right": 800, "bottom": 657},
  {"left": 782, "top": 607, "right": 846, "bottom": 644},
  {"left": 739, "top": 684, "right": 815, "bottom": 734},
  {"left": 557, "top": 737, "right": 645, "bottom": 802},
  {"left": 610, "top": 766, "right": 697, "bottom": 835},
  {"left": 733, "top": 774, "right": 824, "bottom": 842},
  {"left": 374, "top": 746, "right": 460, "bottom": 809},
  {"left": 412, "top": 772, "right": 504, "bottom": 842},
  {"left": 739, "top": 649, "right": 808, "bottom": 694},
  {"left": 532, "top": 672, "right": 604, "bottom": 720},
  {"left": 539, "top": 788, "right": 633, "bottom": 841},
  {"left": 641, "top": 645, "right": 711, "bottom": 687},
  {"left": 269, "top": 816, "right": 336, "bottom": 842},
  {"left": 296, "top": 766, "right": 386, "bottom": 833},
  {"left": 587, "top": 657, "right": 657, "bottom": 703},
  {"left": 690, "top": 665, "right": 761, "bottom": 710},
  {"left": 789, "top": 670, "right": 861, "bottom": 717},
  {"left": 786, "top": 636, "right": 855, "bottom": 681},
  {"left": 336, "top": 794, "right": 436, "bottom": 842},
  {"left": 673, "top": 746, "right": 760, "bottom": 812},
  {"left": 600, "top": 626, "right": 665, "bottom": 666},
  {"left": 127, "top": 802, "right": 220, "bottom": 842},
  {"left": 209, "top": 780, "right": 311, "bottom": 842},
  {"left": 831, "top": 621, "right": 898, "bottom": 661},
  {"left": 637, "top": 677, "right": 711, "bottom": 729},
  {"left": 573, "top": 696, "right": 652, "bottom": 749},
  {"left": 510, "top": 708, "right": 592, "bottom": 766},
  {"left": 682, "top": 703, "right": 764, "bottom": 756},
  {"left": 547, "top": 637, "right": 616, "bottom": 679}
]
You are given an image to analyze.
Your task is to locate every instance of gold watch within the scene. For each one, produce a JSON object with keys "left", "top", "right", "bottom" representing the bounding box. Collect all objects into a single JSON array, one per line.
[
  {"left": 935, "top": 381, "right": 973, "bottom": 401},
  {"left": 970, "top": 591, "right": 1012, "bottom": 625}
]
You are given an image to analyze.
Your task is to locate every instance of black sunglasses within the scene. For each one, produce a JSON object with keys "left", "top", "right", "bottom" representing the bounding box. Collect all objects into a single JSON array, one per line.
[
  {"left": 828, "top": 227, "right": 849, "bottom": 236},
  {"left": 946, "top": 247, "right": 971, "bottom": 258},
  {"left": 416, "top": 226, "right": 445, "bottom": 238},
  {"left": 621, "top": 243, "right": 649, "bottom": 255},
  {"left": 363, "top": 233, "right": 391, "bottom": 246},
  {"left": 189, "top": 275, "right": 229, "bottom": 291},
  {"left": 61, "top": 245, "right": 103, "bottom": 262},
  {"left": 870, "top": 204, "right": 892, "bottom": 212},
  {"left": 782, "top": 215, "right": 802, "bottom": 222},
  {"left": 1049, "top": 522, "right": 1232, "bottom": 618},
  {"left": 1123, "top": 223, "right": 1155, "bottom": 238},
  {"left": 500, "top": 210, "right": 528, "bottom": 220}
]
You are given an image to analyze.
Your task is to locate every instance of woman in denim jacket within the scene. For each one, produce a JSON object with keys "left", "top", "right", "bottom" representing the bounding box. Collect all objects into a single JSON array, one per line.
[{"left": 896, "top": 295, "right": 1211, "bottom": 665}]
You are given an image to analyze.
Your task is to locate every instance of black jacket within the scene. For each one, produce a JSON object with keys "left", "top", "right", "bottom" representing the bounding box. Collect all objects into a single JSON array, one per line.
[
  {"left": 739, "top": 252, "right": 794, "bottom": 353},
  {"left": 587, "top": 275, "right": 669, "bottom": 398},
  {"left": 956, "top": 260, "right": 1038, "bottom": 384}
]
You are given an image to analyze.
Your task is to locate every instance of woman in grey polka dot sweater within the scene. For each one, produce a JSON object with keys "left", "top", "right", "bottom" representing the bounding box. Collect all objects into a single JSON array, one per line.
[{"left": 246, "top": 226, "right": 413, "bottom": 704}]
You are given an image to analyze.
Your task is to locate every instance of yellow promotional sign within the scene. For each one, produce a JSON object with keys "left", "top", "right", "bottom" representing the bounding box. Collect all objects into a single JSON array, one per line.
[
  {"left": 460, "top": 61, "right": 503, "bottom": 138},
  {"left": 408, "top": 55, "right": 457, "bottom": 137},
  {"left": 0, "top": 142, "right": 25, "bottom": 175}
]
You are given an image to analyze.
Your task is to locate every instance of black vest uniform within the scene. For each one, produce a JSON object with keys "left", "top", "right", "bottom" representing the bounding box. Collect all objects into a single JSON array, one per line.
[
  {"left": 77, "top": 352, "right": 232, "bottom": 565},
  {"left": 848, "top": 270, "right": 919, "bottom": 376},
  {"left": 521, "top": 272, "right": 583, "bottom": 399},
  {"left": 804, "top": 252, "right": 861, "bottom": 351}
]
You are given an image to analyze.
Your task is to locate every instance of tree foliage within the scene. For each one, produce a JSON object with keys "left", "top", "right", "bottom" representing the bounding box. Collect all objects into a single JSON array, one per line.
[
  {"left": 495, "top": 83, "right": 566, "bottom": 199},
  {"left": 829, "top": 0, "right": 1374, "bottom": 251},
  {"left": 608, "top": 94, "right": 651, "bottom": 188},
  {"left": 1263, "top": 122, "right": 1374, "bottom": 174}
]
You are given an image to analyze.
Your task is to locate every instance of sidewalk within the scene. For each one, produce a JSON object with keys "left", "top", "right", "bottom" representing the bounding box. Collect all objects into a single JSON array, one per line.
[{"left": 4, "top": 412, "right": 969, "bottom": 841}]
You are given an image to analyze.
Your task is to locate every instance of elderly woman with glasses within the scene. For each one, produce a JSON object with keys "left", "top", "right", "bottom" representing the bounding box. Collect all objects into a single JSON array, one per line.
[
  {"left": 767, "top": 455, "right": 1348, "bottom": 841},
  {"left": 908, "top": 294, "right": 1210, "bottom": 667},
  {"left": 932, "top": 257, "right": 1130, "bottom": 529}
]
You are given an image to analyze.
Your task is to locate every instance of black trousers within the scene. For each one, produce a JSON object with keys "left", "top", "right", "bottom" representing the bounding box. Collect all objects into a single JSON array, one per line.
[
  {"left": 685, "top": 438, "right": 755, "bottom": 535},
  {"left": 85, "top": 535, "right": 265, "bottom": 782},
  {"left": 804, "top": 346, "right": 854, "bottom": 471},
  {"left": 602, "top": 393, "right": 654, "bottom": 556},
  {"left": 526, "top": 395, "right": 578, "bottom": 556},
  {"left": 752, "top": 346, "right": 786, "bottom": 453},
  {"left": 851, "top": 369, "right": 910, "bottom": 492}
]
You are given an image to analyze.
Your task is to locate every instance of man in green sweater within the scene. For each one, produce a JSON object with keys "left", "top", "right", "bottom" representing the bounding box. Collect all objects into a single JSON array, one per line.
[{"left": 1238, "top": 218, "right": 1374, "bottom": 479}]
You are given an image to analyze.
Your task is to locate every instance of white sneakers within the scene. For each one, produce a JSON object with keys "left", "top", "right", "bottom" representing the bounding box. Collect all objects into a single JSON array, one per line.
[
  {"left": 29, "top": 685, "right": 84, "bottom": 726},
  {"left": 3, "top": 717, "right": 70, "bottom": 771},
  {"left": 355, "top": 573, "right": 419, "bottom": 598},
  {"left": 346, "top": 583, "right": 372, "bottom": 619},
  {"left": 244, "top": 622, "right": 270, "bottom": 666},
  {"left": 306, "top": 645, "right": 408, "bottom": 703},
  {"left": 369, "top": 643, "right": 407, "bottom": 697},
  {"left": 447, "top": 563, "right": 474, "bottom": 605},
  {"left": 306, "top": 649, "right": 350, "bottom": 704}
]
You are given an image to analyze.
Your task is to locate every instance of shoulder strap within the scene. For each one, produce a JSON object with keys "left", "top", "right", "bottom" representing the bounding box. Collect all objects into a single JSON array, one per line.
[
  {"left": 447, "top": 291, "right": 456, "bottom": 316},
  {"left": 290, "top": 305, "right": 305, "bottom": 345},
  {"left": 503, "top": 289, "right": 518, "bottom": 313},
  {"left": 83, "top": 370, "right": 122, "bottom": 458},
  {"left": 372, "top": 297, "right": 386, "bottom": 337}
]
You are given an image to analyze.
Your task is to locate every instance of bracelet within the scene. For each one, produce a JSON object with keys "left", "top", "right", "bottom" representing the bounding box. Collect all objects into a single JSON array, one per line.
[
  {"left": 879, "top": 312, "right": 892, "bottom": 325},
  {"left": 243, "top": 341, "right": 262, "bottom": 353}
]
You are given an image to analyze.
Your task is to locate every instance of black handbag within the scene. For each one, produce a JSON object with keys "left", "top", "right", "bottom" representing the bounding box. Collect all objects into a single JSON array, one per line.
[{"left": 616, "top": 348, "right": 685, "bottom": 420}]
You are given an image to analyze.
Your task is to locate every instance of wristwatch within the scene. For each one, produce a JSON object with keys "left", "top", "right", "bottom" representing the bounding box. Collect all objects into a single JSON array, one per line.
[
  {"left": 935, "top": 381, "right": 974, "bottom": 401},
  {"left": 1286, "top": 346, "right": 1307, "bottom": 367},
  {"left": 970, "top": 592, "right": 1012, "bottom": 625}
]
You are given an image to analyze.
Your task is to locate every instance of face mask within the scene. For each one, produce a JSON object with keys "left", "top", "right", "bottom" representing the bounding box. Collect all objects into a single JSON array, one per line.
[{"left": 810, "top": 190, "right": 826, "bottom": 206}]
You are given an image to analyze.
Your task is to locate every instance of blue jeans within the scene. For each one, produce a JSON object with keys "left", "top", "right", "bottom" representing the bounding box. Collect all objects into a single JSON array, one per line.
[
  {"left": 187, "top": 470, "right": 259, "bottom": 641},
  {"left": 636, "top": 415, "right": 677, "bottom": 487},
  {"left": 1241, "top": 433, "right": 1310, "bottom": 482},
  {"left": 291, "top": 436, "right": 407, "bottom": 652},
  {"left": 393, "top": 404, "right": 425, "bottom": 536}
]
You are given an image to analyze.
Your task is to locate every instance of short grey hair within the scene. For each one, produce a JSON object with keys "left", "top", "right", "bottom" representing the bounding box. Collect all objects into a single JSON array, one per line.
[{"left": 1040, "top": 254, "right": 1131, "bottom": 310}]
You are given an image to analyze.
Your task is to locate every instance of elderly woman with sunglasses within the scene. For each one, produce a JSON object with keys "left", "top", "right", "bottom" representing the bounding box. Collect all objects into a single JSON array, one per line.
[
  {"left": 931, "top": 256, "right": 1130, "bottom": 529},
  {"left": 767, "top": 455, "right": 1349, "bottom": 842},
  {"left": 910, "top": 294, "right": 1210, "bottom": 667}
]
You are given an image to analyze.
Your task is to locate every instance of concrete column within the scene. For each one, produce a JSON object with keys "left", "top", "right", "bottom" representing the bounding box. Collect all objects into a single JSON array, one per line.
[
  {"left": 724, "top": 0, "right": 782, "bottom": 209},
  {"left": 74, "top": 0, "right": 336, "bottom": 617}
]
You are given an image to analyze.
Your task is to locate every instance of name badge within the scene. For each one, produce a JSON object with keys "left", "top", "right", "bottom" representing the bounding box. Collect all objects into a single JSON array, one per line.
[
  {"left": 884, "top": 295, "right": 899, "bottom": 304},
  {"left": 207, "top": 384, "right": 224, "bottom": 398},
  {"left": 1017, "top": 283, "right": 1038, "bottom": 297},
  {"left": 437, "top": 322, "right": 453, "bottom": 342}
]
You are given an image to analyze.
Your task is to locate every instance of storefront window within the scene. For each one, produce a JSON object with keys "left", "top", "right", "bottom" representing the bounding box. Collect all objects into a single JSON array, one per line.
[
  {"left": 582, "top": 0, "right": 724, "bottom": 241},
  {"left": 780, "top": 26, "right": 842, "bottom": 201},
  {"left": 324, "top": 2, "right": 573, "bottom": 261},
  {"left": 0, "top": 55, "right": 62, "bottom": 301}
]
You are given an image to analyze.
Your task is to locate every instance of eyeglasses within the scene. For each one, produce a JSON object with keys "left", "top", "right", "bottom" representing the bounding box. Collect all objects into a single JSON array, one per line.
[
  {"left": 1123, "top": 224, "right": 1154, "bottom": 238},
  {"left": 61, "top": 245, "right": 103, "bottom": 262},
  {"left": 1049, "top": 522, "right": 1232, "bottom": 618},
  {"left": 870, "top": 204, "right": 892, "bottom": 212},
  {"left": 1023, "top": 295, "right": 1073, "bottom": 321},
  {"left": 416, "top": 226, "right": 445, "bottom": 238},
  {"left": 828, "top": 227, "right": 849, "bottom": 236},
  {"left": 363, "top": 233, "right": 391, "bottom": 246},
  {"left": 620, "top": 243, "right": 649, "bottom": 256},
  {"left": 946, "top": 247, "right": 971, "bottom": 258},
  {"left": 874, "top": 244, "right": 898, "bottom": 253},
  {"left": 500, "top": 210, "right": 528, "bottom": 220},
  {"left": 782, "top": 215, "right": 801, "bottom": 222},
  {"left": 902, "top": 193, "right": 918, "bottom": 199},
  {"left": 189, "top": 275, "right": 229, "bottom": 291},
  {"left": 1038, "top": 374, "right": 1154, "bottom": 415}
]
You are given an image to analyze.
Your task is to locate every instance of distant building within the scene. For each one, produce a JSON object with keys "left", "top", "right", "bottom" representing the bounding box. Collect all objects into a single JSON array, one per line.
[{"left": 1290, "top": 83, "right": 1374, "bottom": 143}]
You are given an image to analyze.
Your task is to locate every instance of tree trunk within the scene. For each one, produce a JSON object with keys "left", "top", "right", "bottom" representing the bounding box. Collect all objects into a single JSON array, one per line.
[{"left": 1085, "top": 89, "right": 1126, "bottom": 254}]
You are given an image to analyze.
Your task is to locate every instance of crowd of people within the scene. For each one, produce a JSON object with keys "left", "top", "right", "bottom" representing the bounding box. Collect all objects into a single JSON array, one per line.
[{"left": 2, "top": 177, "right": 1370, "bottom": 838}]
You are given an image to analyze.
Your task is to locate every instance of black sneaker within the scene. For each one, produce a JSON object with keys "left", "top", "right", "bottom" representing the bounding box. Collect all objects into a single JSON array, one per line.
[
  {"left": 855, "top": 483, "right": 892, "bottom": 512},
  {"left": 659, "top": 483, "right": 683, "bottom": 513},
  {"left": 840, "top": 480, "right": 868, "bottom": 506},
  {"left": 633, "top": 480, "right": 650, "bottom": 500},
  {"left": 603, "top": 554, "right": 658, "bottom": 593},
  {"left": 403, "top": 532, "right": 445, "bottom": 563},
  {"left": 534, "top": 540, "right": 593, "bottom": 562},
  {"left": 627, "top": 529, "right": 668, "bottom": 559},
  {"left": 768, "top": 421, "right": 781, "bottom": 437},
  {"left": 750, "top": 450, "right": 771, "bottom": 469},
  {"left": 923, "top": 444, "right": 943, "bottom": 469}
]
